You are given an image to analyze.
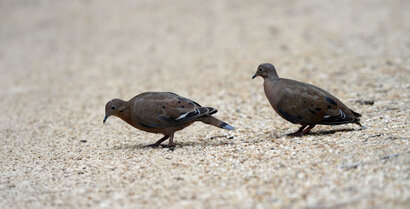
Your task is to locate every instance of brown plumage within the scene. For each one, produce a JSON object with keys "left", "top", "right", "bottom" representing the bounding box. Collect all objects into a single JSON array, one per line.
[
  {"left": 103, "top": 92, "right": 234, "bottom": 148},
  {"left": 252, "top": 63, "right": 364, "bottom": 136}
]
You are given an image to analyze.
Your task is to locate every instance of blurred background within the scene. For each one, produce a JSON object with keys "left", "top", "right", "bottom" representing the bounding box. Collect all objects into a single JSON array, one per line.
[{"left": 0, "top": 0, "right": 409, "bottom": 208}]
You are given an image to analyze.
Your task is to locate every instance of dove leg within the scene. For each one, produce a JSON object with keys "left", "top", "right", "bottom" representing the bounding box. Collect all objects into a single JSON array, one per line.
[
  {"left": 161, "top": 133, "right": 176, "bottom": 149},
  {"left": 147, "top": 135, "right": 169, "bottom": 147},
  {"left": 301, "top": 125, "right": 316, "bottom": 135},
  {"left": 287, "top": 125, "right": 307, "bottom": 136}
]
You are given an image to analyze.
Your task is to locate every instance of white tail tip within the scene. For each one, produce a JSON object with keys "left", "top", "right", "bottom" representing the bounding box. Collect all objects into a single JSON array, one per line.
[{"left": 222, "top": 124, "right": 235, "bottom": 130}]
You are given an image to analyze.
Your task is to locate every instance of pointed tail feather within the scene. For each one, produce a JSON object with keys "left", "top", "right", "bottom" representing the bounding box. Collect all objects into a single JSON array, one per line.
[
  {"left": 350, "top": 109, "right": 362, "bottom": 117},
  {"left": 199, "top": 116, "right": 235, "bottom": 130},
  {"left": 351, "top": 110, "right": 365, "bottom": 129}
]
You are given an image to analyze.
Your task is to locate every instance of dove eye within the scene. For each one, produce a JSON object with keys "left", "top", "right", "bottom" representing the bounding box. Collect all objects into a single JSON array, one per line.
[
  {"left": 258, "top": 68, "right": 263, "bottom": 72},
  {"left": 111, "top": 105, "right": 116, "bottom": 110}
]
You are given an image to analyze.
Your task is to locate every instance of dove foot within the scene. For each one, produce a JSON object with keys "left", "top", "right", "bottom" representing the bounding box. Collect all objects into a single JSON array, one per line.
[
  {"left": 146, "top": 143, "right": 161, "bottom": 148},
  {"left": 161, "top": 144, "right": 176, "bottom": 151},
  {"left": 145, "top": 135, "right": 170, "bottom": 148},
  {"left": 287, "top": 132, "right": 304, "bottom": 137},
  {"left": 287, "top": 125, "right": 315, "bottom": 137}
]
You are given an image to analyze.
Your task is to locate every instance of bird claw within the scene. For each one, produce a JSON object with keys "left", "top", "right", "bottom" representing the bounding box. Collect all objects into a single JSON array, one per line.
[
  {"left": 161, "top": 144, "right": 176, "bottom": 151},
  {"left": 145, "top": 143, "right": 161, "bottom": 148},
  {"left": 287, "top": 132, "right": 304, "bottom": 137}
]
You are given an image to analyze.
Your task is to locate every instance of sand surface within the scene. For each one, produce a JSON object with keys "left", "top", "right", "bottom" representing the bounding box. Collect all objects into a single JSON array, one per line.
[{"left": 0, "top": 0, "right": 409, "bottom": 208}]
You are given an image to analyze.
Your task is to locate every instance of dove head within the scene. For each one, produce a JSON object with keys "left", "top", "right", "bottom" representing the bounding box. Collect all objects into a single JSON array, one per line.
[
  {"left": 252, "top": 63, "right": 279, "bottom": 80},
  {"left": 103, "top": 98, "right": 127, "bottom": 123}
]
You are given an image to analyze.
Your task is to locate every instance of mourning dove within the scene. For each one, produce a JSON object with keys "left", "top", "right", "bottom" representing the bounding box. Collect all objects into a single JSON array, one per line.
[
  {"left": 103, "top": 92, "right": 234, "bottom": 148},
  {"left": 252, "top": 63, "right": 364, "bottom": 136}
]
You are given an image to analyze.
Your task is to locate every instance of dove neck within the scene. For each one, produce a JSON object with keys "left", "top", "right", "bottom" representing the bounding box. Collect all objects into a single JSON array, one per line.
[
  {"left": 264, "top": 70, "right": 279, "bottom": 80},
  {"left": 264, "top": 75, "right": 279, "bottom": 82},
  {"left": 116, "top": 101, "right": 132, "bottom": 124}
]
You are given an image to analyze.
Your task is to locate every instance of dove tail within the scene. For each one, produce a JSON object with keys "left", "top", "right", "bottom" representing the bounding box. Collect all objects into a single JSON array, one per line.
[
  {"left": 350, "top": 109, "right": 365, "bottom": 128},
  {"left": 350, "top": 109, "right": 362, "bottom": 118},
  {"left": 199, "top": 116, "right": 235, "bottom": 130}
]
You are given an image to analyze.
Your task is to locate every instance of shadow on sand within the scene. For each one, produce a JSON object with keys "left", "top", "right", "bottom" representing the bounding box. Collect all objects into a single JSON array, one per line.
[
  {"left": 113, "top": 137, "right": 235, "bottom": 150},
  {"left": 304, "top": 128, "right": 357, "bottom": 136},
  {"left": 112, "top": 128, "right": 359, "bottom": 150}
]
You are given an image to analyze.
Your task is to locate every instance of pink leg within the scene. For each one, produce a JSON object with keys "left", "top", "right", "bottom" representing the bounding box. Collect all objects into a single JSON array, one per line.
[
  {"left": 287, "top": 125, "right": 307, "bottom": 136},
  {"left": 301, "top": 125, "right": 316, "bottom": 135},
  {"left": 147, "top": 135, "right": 169, "bottom": 147},
  {"left": 161, "top": 133, "right": 176, "bottom": 150},
  {"left": 288, "top": 125, "right": 316, "bottom": 137}
]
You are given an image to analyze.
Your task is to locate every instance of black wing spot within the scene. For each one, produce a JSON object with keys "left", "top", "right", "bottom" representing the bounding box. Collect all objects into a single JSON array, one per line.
[
  {"left": 178, "top": 101, "right": 181, "bottom": 104},
  {"left": 309, "top": 109, "right": 316, "bottom": 114},
  {"left": 181, "top": 106, "right": 185, "bottom": 108},
  {"left": 315, "top": 107, "right": 321, "bottom": 111},
  {"left": 162, "top": 106, "right": 165, "bottom": 109},
  {"left": 310, "top": 104, "right": 313, "bottom": 107},
  {"left": 303, "top": 101, "right": 307, "bottom": 104},
  {"left": 327, "top": 105, "right": 331, "bottom": 109},
  {"left": 326, "top": 97, "right": 337, "bottom": 106}
]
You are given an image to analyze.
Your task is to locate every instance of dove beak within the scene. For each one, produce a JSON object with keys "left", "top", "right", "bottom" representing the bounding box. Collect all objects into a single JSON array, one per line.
[
  {"left": 252, "top": 74, "right": 257, "bottom": 79},
  {"left": 103, "top": 114, "right": 109, "bottom": 123}
]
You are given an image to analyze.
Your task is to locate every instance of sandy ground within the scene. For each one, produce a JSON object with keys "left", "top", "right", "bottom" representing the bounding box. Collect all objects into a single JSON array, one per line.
[{"left": 0, "top": 0, "right": 409, "bottom": 208}]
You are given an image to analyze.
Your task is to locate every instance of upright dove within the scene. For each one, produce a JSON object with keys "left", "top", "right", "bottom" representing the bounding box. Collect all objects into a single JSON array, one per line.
[
  {"left": 103, "top": 92, "right": 234, "bottom": 148},
  {"left": 252, "top": 63, "right": 364, "bottom": 136}
]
